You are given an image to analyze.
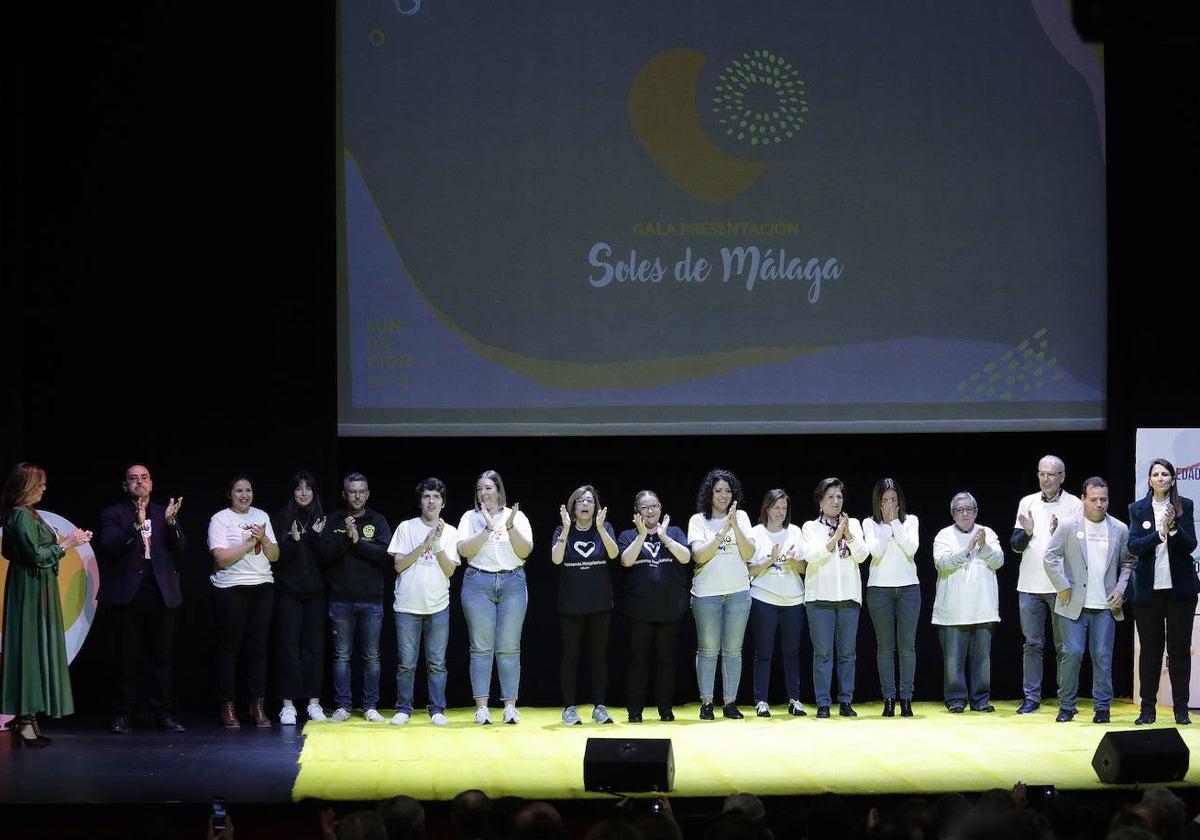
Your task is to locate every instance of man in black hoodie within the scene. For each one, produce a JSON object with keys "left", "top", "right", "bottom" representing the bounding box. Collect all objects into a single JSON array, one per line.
[{"left": 320, "top": 471, "right": 393, "bottom": 721}]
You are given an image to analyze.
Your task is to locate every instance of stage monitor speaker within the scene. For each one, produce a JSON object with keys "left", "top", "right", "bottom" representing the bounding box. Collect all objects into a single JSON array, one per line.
[
  {"left": 583, "top": 738, "right": 674, "bottom": 792},
  {"left": 1092, "top": 728, "right": 1189, "bottom": 784}
]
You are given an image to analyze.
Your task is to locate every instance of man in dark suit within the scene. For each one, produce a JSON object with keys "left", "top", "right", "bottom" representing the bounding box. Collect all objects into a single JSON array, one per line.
[{"left": 96, "top": 464, "right": 186, "bottom": 733}]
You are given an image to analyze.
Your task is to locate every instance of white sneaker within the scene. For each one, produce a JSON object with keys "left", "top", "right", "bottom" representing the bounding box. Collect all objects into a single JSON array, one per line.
[
  {"left": 307, "top": 704, "right": 327, "bottom": 722},
  {"left": 363, "top": 708, "right": 385, "bottom": 723},
  {"left": 330, "top": 708, "right": 352, "bottom": 722},
  {"left": 389, "top": 711, "right": 411, "bottom": 726},
  {"left": 279, "top": 706, "right": 298, "bottom": 725},
  {"left": 474, "top": 707, "right": 493, "bottom": 725},
  {"left": 788, "top": 699, "right": 808, "bottom": 717},
  {"left": 562, "top": 706, "right": 582, "bottom": 725},
  {"left": 756, "top": 701, "right": 771, "bottom": 718},
  {"left": 591, "top": 704, "right": 614, "bottom": 724},
  {"left": 503, "top": 704, "right": 520, "bottom": 724},
  {"left": 430, "top": 713, "right": 450, "bottom": 726}
]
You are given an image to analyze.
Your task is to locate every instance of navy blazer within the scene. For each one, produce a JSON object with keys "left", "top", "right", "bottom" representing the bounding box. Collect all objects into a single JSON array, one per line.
[
  {"left": 1126, "top": 494, "right": 1199, "bottom": 602},
  {"left": 97, "top": 499, "right": 186, "bottom": 607}
]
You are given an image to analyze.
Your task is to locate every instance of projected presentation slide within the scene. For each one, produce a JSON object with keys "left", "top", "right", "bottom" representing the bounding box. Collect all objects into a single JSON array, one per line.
[{"left": 337, "top": 0, "right": 1106, "bottom": 436}]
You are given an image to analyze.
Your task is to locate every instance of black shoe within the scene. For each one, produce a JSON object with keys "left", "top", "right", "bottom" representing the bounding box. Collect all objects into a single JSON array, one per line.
[
  {"left": 155, "top": 713, "right": 185, "bottom": 733},
  {"left": 838, "top": 703, "right": 857, "bottom": 717},
  {"left": 948, "top": 706, "right": 964, "bottom": 714},
  {"left": 1135, "top": 709, "right": 1156, "bottom": 725},
  {"left": 816, "top": 705, "right": 830, "bottom": 719},
  {"left": 1092, "top": 709, "right": 1110, "bottom": 724},
  {"left": 882, "top": 699, "right": 895, "bottom": 718},
  {"left": 110, "top": 715, "right": 132, "bottom": 734},
  {"left": 1055, "top": 708, "right": 1076, "bottom": 723},
  {"left": 787, "top": 699, "right": 807, "bottom": 717},
  {"left": 627, "top": 712, "right": 643, "bottom": 723},
  {"left": 1176, "top": 711, "right": 1192, "bottom": 725},
  {"left": 973, "top": 704, "right": 996, "bottom": 713},
  {"left": 658, "top": 710, "right": 675, "bottom": 722},
  {"left": 1016, "top": 699, "right": 1040, "bottom": 714},
  {"left": 899, "top": 699, "right": 913, "bottom": 717},
  {"left": 699, "top": 703, "right": 715, "bottom": 721},
  {"left": 722, "top": 703, "right": 744, "bottom": 720}
]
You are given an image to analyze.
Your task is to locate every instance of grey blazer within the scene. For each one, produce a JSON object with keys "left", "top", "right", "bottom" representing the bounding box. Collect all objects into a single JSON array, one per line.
[{"left": 1043, "top": 512, "right": 1131, "bottom": 621}]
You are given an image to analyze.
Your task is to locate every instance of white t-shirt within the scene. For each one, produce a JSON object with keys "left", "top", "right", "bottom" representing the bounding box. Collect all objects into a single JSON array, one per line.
[
  {"left": 456, "top": 507, "right": 532, "bottom": 572},
  {"left": 687, "top": 510, "right": 753, "bottom": 597},
  {"left": 208, "top": 506, "right": 276, "bottom": 588},
  {"left": 388, "top": 516, "right": 461, "bottom": 614},
  {"left": 1013, "top": 491, "right": 1084, "bottom": 594},
  {"left": 1083, "top": 518, "right": 1110, "bottom": 609},
  {"left": 748, "top": 523, "right": 805, "bottom": 606}
]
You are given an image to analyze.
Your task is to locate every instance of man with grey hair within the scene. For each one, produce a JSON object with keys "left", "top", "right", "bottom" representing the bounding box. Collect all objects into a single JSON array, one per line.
[
  {"left": 932, "top": 492, "right": 1004, "bottom": 714},
  {"left": 1010, "top": 454, "right": 1083, "bottom": 714}
]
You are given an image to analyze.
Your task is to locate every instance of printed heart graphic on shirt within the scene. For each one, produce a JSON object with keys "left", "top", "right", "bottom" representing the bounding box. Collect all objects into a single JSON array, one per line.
[
  {"left": 574, "top": 541, "right": 596, "bottom": 557},
  {"left": 646, "top": 541, "right": 661, "bottom": 559}
]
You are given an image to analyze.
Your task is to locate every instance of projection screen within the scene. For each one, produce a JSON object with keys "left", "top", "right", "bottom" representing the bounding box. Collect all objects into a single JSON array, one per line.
[{"left": 336, "top": 0, "right": 1107, "bottom": 436}]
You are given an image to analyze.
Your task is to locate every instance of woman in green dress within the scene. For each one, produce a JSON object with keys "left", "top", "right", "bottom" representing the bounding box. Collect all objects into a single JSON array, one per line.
[{"left": 1, "top": 462, "right": 92, "bottom": 747}]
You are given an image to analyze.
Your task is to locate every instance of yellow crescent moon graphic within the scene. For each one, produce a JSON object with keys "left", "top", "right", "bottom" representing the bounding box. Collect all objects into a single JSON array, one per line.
[{"left": 629, "top": 48, "right": 767, "bottom": 205}]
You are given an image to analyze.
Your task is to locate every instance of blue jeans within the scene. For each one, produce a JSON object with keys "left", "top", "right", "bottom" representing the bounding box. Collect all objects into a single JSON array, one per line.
[
  {"left": 329, "top": 600, "right": 383, "bottom": 711},
  {"left": 866, "top": 584, "right": 920, "bottom": 700},
  {"left": 1057, "top": 608, "right": 1115, "bottom": 712},
  {"left": 461, "top": 566, "right": 528, "bottom": 702},
  {"left": 749, "top": 598, "right": 806, "bottom": 703},
  {"left": 394, "top": 607, "right": 450, "bottom": 715},
  {"left": 808, "top": 600, "right": 860, "bottom": 706},
  {"left": 691, "top": 589, "right": 751, "bottom": 703},
  {"left": 1018, "top": 590, "right": 1061, "bottom": 702},
  {"left": 938, "top": 623, "right": 993, "bottom": 709}
]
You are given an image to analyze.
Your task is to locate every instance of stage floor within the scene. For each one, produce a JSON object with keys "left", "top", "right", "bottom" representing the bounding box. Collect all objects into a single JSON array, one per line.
[{"left": 2, "top": 699, "right": 1198, "bottom": 837}]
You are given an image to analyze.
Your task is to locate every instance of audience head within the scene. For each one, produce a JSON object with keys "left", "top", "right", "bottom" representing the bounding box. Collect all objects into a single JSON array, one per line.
[
  {"left": 722, "top": 792, "right": 766, "bottom": 823},
  {"left": 513, "top": 801, "right": 567, "bottom": 840},
  {"left": 1135, "top": 786, "right": 1187, "bottom": 839},
  {"left": 337, "top": 809, "right": 390, "bottom": 840},
  {"left": 378, "top": 794, "right": 427, "bottom": 840},
  {"left": 451, "top": 789, "right": 491, "bottom": 840}
]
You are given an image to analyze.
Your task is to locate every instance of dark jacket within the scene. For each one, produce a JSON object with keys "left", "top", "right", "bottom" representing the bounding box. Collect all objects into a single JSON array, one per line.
[
  {"left": 96, "top": 500, "right": 185, "bottom": 607},
  {"left": 319, "top": 508, "right": 393, "bottom": 602}
]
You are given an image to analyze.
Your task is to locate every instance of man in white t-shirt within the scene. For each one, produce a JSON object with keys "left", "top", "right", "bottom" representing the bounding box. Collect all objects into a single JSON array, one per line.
[
  {"left": 1042, "top": 476, "right": 1131, "bottom": 724},
  {"left": 1010, "top": 454, "right": 1083, "bottom": 714},
  {"left": 386, "top": 477, "right": 460, "bottom": 726}
]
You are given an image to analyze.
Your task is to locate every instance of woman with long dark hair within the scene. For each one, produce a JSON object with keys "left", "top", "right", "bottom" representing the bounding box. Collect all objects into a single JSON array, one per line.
[
  {"left": 270, "top": 469, "right": 328, "bottom": 724},
  {"left": 687, "top": 468, "right": 756, "bottom": 720},
  {"left": 1127, "top": 457, "right": 1199, "bottom": 726}
]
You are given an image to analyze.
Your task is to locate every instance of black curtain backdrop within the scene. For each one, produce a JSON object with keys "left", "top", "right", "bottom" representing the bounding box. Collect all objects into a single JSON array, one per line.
[{"left": 6, "top": 3, "right": 1194, "bottom": 717}]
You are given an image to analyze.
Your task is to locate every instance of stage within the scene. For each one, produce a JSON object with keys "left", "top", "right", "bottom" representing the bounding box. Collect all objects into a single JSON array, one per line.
[{"left": 2, "top": 699, "right": 1198, "bottom": 838}]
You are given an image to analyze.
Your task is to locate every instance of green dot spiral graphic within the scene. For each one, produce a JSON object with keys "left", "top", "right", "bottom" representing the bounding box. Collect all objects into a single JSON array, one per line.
[{"left": 711, "top": 49, "right": 808, "bottom": 147}]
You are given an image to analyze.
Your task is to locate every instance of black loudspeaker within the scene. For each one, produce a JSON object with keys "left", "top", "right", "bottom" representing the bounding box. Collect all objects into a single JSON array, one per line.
[
  {"left": 1092, "top": 728, "right": 1190, "bottom": 784},
  {"left": 583, "top": 738, "right": 674, "bottom": 792}
]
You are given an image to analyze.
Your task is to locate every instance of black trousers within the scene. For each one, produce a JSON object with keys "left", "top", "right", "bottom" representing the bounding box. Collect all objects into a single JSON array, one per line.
[
  {"left": 110, "top": 597, "right": 178, "bottom": 716},
  {"left": 625, "top": 617, "right": 681, "bottom": 715},
  {"left": 1132, "top": 590, "right": 1199, "bottom": 711}
]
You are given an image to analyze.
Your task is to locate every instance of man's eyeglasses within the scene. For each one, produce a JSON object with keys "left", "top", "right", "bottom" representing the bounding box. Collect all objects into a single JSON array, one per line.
[
  {"left": 952, "top": 507, "right": 977, "bottom": 515},
  {"left": 1037, "top": 471, "right": 1063, "bottom": 479}
]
